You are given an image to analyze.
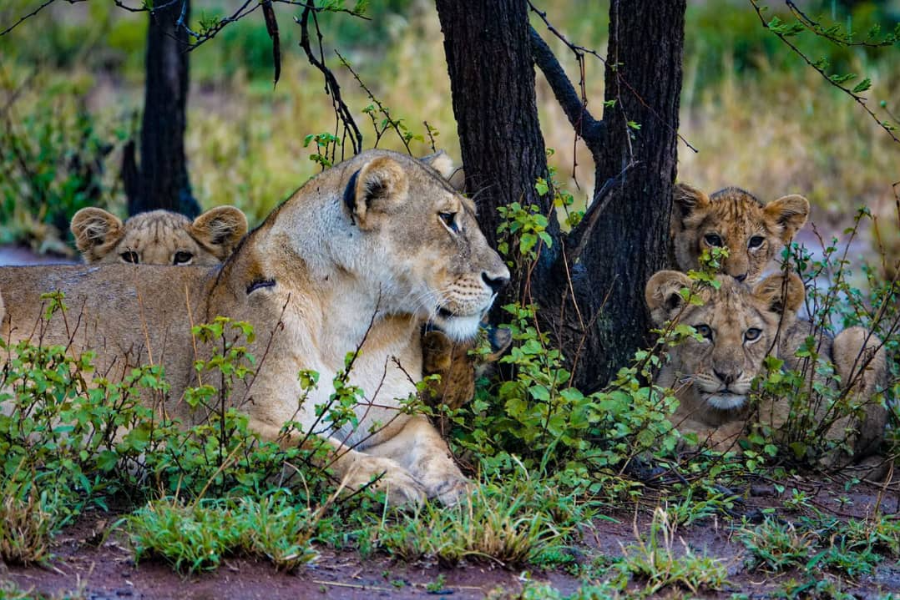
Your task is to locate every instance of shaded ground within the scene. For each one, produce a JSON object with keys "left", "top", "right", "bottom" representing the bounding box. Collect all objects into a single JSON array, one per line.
[{"left": 5, "top": 477, "right": 900, "bottom": 599}]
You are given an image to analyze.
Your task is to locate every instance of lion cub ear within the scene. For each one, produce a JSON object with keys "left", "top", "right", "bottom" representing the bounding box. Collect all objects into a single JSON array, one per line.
[
  {"left": 71, "top": 207, "right": 125, "bottom": 262},
  {"left": 752, "top": 272, "right": 805, "bottom": 316},
  {"left": 420, "top": 151, "right": 465, "bottom": 192},
  {"left": 672, "top": 183, "right": 710, "bottom": 224},
  {"left": 764, "top": 195, "right": 809, "bottom": 243},
  {"left": 344, "top": 157, "right": 410, "bottom": 230},
  {"left": 645, "top": 270, "right": 694, "bottom": 325},
  {"left": 190, "top": 206, "right": 249, "bottom": 260}
]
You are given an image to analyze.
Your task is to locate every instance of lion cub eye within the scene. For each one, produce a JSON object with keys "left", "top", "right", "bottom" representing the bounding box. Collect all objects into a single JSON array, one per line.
[
  {"left": 704, "top": 234, "right": 723, "bottom": 247},
  {"left": 439, "top": 212, "right": 458, "bottom": 233},
  {"left": 744, "top": 328, "right": 762, "bottom": 342},
  {"left": 173, "top": 251, "right": 194, "bottom": 265},
  {"left": 695, "top": 324, "right": 713, "bottom": 340},
  {"left": 120, "top": 251, "right": 139, "bottom": 264},
  {"left": 748, "top": 236, "right": 765, "bottom": 249}
]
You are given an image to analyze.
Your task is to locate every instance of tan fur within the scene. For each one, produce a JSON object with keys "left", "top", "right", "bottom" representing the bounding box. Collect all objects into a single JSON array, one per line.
[
  {"left": 421, "top": 322, "right": 512, "bottom": 411},
  {"left": 71, "top": 206, "right": 248, "bottom": 266},
  {"left": 671, "top": 184, "right": 809, "bottom": 283},
  {"left": 646, "top": 271, "right": 887, "bottom": 469},
  {"left": 2, "top": 149, "right": 510, "bottom": 506}
]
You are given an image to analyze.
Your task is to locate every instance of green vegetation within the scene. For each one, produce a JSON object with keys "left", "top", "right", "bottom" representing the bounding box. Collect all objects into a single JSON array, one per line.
[{"left": 0, "top": 0, "right": 899, "bottom": 597}]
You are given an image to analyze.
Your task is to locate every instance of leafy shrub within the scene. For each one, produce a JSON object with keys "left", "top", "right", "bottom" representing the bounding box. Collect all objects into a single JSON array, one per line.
[{"left": 128, "top": 495, "right": 319, "bottom": 573}]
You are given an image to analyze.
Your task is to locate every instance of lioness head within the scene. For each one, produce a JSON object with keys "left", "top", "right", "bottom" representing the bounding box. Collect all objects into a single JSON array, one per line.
[
  {"left": 672, "top": 185, "right": 809, "bottom": 284},
  {"left": 71, "top": 206, "right": 248, "bottom": 266},
  {"left": 341, "top": 152, "right": 510, "bottom": 340},
  {"left": 646, "top": 270, "right": 805, "bottom": 412}
]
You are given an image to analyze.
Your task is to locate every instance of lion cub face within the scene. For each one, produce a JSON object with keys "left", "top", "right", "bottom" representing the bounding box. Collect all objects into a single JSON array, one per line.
[
  {"left": 71, "top": 207, "right": 248, "bottom": 266},
  {"left": 344, "top": 154, "right": 510, "bottom": 341},
  {"left": 646, "top": 270, "right": 805, "bottom": 412},
  {"left": 672, "top": 185, "right": 809, "bottom": 284}
]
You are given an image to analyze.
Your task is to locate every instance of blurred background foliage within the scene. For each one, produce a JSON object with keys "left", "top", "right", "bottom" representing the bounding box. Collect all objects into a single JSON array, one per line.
[{"left": 0, "top": 0, "right": 898, "bottom": 255}]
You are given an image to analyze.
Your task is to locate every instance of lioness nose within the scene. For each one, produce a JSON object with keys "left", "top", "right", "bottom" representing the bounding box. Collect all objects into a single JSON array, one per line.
[
  {"left": 714, "top": 370, "right": 742, "bottom": 386},
  {"left": 482, "top": 271, "right": 509, "bottom": 294}
]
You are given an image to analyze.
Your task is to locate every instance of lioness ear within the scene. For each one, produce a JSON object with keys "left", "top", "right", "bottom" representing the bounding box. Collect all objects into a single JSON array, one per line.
[
  {"left": 343, "top": 157, "right": 409, "bottom": 230},
  {"left": 764, "top": 195, "right": 809, "bottom": 243},
  {"left": 672, "top": 183, "right": 710, "bottom": 222},
  {"left": 191, "top": 206, "right": 249, "bottom": 259},
  {"left": 420, "top": 150, "right": 465, "bottom": 192},
  {"left": 645, "top": 270, "right": 694, "bottom": 324},
  {"left": 71, "top": 207, "right": 124, "bottom": 262},
  {"left": 753, "top": 272, "right": 805, "bottom": 315}
]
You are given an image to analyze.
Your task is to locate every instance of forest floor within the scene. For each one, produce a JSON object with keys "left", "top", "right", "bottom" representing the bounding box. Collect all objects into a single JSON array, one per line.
[{"left": 5, "top": 477, "right": 900, "bottom": 599}]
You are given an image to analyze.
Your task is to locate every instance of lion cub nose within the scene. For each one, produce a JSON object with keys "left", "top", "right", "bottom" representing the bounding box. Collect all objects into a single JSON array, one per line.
[
  {"left": 714, "top": 369, "right": 742, "bottom": 386},
  {"left": 482, "top": 271, "right": 509, "bottom": 294}
]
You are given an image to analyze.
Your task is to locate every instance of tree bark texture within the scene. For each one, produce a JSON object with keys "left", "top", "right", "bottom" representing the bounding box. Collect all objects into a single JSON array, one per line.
[
  {"left": 125, "top": 0, "right": 200, "bottom": 217},
  {"left": 438, "top": 0, "right": 685, "bottom": 391},
  {"left": 435, "top": 0, "right": 556, "bottom": 305}
]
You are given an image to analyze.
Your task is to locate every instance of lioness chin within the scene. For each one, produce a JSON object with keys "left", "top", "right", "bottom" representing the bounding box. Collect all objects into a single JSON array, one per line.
[{"left": 0, "top": 149, "right": 509, "bottom": 506}]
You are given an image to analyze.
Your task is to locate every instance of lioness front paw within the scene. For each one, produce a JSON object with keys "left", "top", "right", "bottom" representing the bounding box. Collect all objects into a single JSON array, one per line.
[
  {"left": 428, "top": 473, "right": 471, "bottom": 506},
  {"left": 344, "top": 456, "right": 426, "bottom": 507}
]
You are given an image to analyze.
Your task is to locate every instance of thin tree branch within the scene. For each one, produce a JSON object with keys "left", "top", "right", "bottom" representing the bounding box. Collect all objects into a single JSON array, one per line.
[
  {"left": 565, "top": 161, "right": 639, "bottom": 262},
  {"left": 1, "top": 0, "right": 68, "bottom": 37},
  {"left": 750, "top": 0, "right": 900, "bottom": 145},
  {"left": 296, "top": 2, "right": 362, "bottom": 155},
  {"left": 530, "top": 27, "right": 603, "bottom": 150}
]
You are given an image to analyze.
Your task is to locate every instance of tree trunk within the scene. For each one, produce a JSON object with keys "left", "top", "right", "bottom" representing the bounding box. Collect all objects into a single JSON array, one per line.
[
  {"left": 438, "top": 0, "right": 685, "bottom": 391},
  {"left": 125, "top": 0, "right": 200, "bottom": 217},
  {"left": 435, "top": 0, "right": 557, "bottom": 305},
  {"left": 565, "top": 0, "right": 686, "bottom": 391}
]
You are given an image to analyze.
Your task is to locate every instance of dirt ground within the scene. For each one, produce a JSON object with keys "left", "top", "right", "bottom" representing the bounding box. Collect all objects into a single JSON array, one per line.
[{"left": 5, "top": 477, "right": 900, "bottom": 599}]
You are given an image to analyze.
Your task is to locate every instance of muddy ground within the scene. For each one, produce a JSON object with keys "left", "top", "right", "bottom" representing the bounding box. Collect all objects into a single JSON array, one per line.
[{"left": 5, "top": 476, "right": 900, "bottom": 599}]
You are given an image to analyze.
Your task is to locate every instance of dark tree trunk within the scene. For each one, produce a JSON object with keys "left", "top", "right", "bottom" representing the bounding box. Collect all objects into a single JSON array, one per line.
[
  {"left": 564, "top": 1, "right": 686, "bottom": 391},
  {"left": 438, "top": 0, "right": 685, "bottom": 391},
  {"left": 435, "top": 0, "right": 557, "bottom": 305},
  {"left": 124, "top": 0, "right": 200, "bottom": 217}
]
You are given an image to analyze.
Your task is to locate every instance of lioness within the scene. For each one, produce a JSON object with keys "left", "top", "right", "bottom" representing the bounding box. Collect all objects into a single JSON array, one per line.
[
  {"left": 646, "top": 270, "right": 887, "bottom": 469},
  {"left": 1, "top": 149, "right": 510, "bottom": 505},
  {"left": 71, "top": 206, "right": 248, "bottom": 266}
]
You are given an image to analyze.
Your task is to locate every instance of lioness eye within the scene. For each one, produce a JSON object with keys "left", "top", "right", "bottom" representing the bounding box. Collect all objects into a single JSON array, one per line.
[
  {"left": 439, "top": 212, "right": 458, "bottom": 233},
  {"left": 173, "top": 251, "right": 193, "bottom": 265},
  {"left": 744, "top": 328, "right": 762, "bottom": 342},
  {"left": 704, "top": 234, "right": 723, "bottom": 247},
  {"left": 748, "top": 236, "right": 765, "bottom": 249},
  {"left": 695, "top": 324, "right": 713, "bottom": 340},
  {"left": 121, "top": 251, "right": 139, "bottom": 264}
]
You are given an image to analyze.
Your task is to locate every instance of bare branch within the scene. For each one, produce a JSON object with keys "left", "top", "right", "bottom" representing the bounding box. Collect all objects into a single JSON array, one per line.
[
  {"left": 565, "top": 161, "right": 639, "bottom": 262},
  {"left": 292, "top": 5, "right": 362, "bottom": 157},
  {"left": 530, "top": 27, "right": 603, "bottom": 150},
  {"left": 1, "top": 0, "right": 68, "bottom": 37}
]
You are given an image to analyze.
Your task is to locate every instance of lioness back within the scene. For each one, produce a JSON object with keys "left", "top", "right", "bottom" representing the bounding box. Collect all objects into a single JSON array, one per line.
[
  {"left": 2, "top": 149, "right": 510, "bottom": 506},
  {"left": 671, "top": 184, "right": 809, "bottom": 283},
  {"left": 71, "top": 206, "right": 247, "bottom": 266}
]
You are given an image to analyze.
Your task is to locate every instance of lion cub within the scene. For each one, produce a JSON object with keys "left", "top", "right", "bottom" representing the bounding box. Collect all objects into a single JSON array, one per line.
[
  {"left": 646, "top": 270, "right": 887, "bottom": 471},
  {"left": 71, "top": 206, "right": 248, "bottom": 266}
]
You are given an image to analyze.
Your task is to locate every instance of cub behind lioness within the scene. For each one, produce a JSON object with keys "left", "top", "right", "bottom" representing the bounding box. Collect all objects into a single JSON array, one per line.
[
  {"left": 71, "top": 206, "right": 248, "bottom": 266},
  {"left": 1, "top": 149, "right": 510, "bottom": 506}
]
